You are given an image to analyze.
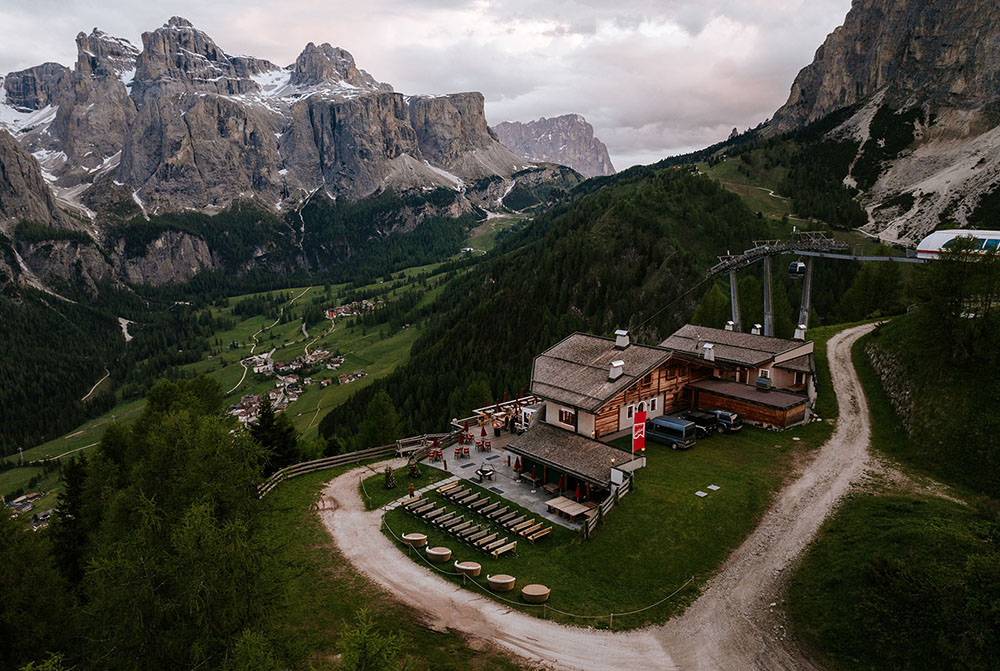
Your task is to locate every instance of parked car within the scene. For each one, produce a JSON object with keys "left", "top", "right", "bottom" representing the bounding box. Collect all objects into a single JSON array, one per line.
[
  {"left": 645, "top": 416, "right": 697, "bottom": 450},
  {"left": 703, "top": 408, "right": 743, "bottom": 433},
  {"left": 680, "top": 410, "right": 718, "bottom": 438}
]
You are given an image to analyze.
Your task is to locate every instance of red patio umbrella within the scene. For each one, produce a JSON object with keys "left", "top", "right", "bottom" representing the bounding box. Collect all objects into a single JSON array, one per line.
[
  {"left": 531, "top": 465, "right": 537, "bottom": 481},
  {"left": 514, "top": 457, "right": 521, "bottom": 471},
  {"left": 575, "top": 482, "right": 582, "bottom": 501},
  {"left": 432, "top": 436, "right": 439, "bottom": 448},
  {"left": 481, "top": 425, "right": 487, "bottom": 437},
  {"left": 558, "top": 474, "right": 565, "bottom": 491},
  {"left": 463, "top": 419, "right": 469, "bottom": 431}
]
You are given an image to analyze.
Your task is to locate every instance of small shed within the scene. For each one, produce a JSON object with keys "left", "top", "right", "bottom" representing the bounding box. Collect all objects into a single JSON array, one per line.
[{"left": 687, "top": 378, "right": 809, "bottom": 429}]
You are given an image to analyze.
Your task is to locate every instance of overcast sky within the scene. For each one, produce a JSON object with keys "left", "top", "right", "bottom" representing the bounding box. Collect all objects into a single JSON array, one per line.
[{"left": 0, "top": 1, "right": 852, "bottom": 168}]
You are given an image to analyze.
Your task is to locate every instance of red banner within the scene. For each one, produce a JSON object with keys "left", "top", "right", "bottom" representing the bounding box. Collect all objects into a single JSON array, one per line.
[{"left": 632, "top": 411, "right": 647, "bottom": 453}]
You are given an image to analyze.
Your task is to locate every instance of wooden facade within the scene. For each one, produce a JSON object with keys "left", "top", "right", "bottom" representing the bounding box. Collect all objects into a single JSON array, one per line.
[
  {"left": 593, "top": 360, "right": 713, "bottom": 439},
  {"left": 692, "top": 389, "right": 807, "bottom": 429}
]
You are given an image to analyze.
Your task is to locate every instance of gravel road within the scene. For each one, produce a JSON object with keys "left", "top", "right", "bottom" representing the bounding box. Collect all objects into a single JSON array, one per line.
[{"left": 318, "top": 323, "right": 876, "bottom": 670}]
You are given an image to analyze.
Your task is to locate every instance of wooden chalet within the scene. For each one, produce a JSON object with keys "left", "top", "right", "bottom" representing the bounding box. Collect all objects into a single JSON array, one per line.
[{"left": 530, "top": 326, "right": 815, "bottom": 435}]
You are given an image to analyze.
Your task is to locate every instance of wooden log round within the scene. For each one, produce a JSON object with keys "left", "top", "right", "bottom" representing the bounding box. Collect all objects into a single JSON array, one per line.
[
  {"left": 425, "top": 546, "right": 452, "bottom": 563},
  {"left": 454, "top": 561, "right": 482, "bottom": 577},
  {"left": 402, "top": 533, "right": 427, "bottom": 548},
  {"left": 487, "top": 574, "right": 516, "bottom": 592},
  {"left": 521, "top": 584, "right": 550, "bottom": 603}
]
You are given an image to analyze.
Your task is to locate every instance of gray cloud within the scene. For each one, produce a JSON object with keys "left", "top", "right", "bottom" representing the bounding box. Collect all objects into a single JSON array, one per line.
[{"left": 0, "top": 0, "right": 852, "bottom": 168}]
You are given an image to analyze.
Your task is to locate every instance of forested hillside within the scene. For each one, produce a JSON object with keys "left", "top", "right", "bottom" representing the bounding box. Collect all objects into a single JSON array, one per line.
[{"left": 320, "top": 168, "right": 768, "bottom": 443}]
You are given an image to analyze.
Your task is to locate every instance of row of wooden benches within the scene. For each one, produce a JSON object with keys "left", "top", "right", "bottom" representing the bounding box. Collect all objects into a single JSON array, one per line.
[
  {"left": 437, "top": 481, "right": 552, "bottom": 544},
  {"left": 401, "top": 496, "right": 517, "bottom": 559}
]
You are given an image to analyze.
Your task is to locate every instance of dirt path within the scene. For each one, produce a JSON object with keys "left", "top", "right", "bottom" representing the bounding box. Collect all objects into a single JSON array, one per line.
[{"left": 317, "top": 324, "right": 876, "bottom": 670}]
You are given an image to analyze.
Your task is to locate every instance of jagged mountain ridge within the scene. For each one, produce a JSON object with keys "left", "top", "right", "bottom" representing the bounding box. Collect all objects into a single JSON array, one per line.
[
  {"left": 494, "top": 114, "right": 615, "bottom": 178},
  {"left": 769, "top": 0, "right": 1000, "bottom": 244},
  {"left": 0, "top": 16, "right": 526, "bottom": 218}
]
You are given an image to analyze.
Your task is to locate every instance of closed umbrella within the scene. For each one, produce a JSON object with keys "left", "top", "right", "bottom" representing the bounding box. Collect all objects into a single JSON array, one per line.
[
  {"left": 432, "top": 436, "right": 439, "bottom": 448},
  {"left": 481, "top": 425, "right": 487, "bottom": 437},
  {"left": 575, "top": 482, "right": 582, "bottom": 501},
  {"left": 531, "top": 465, "right": 537, "bottom": 481},
  {"left": 514, "top": 457, "right": 521, "bottom": 471}
]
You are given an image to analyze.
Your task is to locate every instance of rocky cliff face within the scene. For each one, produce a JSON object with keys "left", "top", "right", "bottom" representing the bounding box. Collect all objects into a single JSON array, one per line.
[
  {"left": 494, "top": 114, "right": 615, "bottom": 178},
  {"left": 1, "top": 16, "right": 523, "bottom": 217},
  {"left": 770, "top": 0, "right": 1000, "bottom": 244},
  {"left": 0, "top": 129, "right": 71, "bottom": 230},
  {"left": 773, "top": 0, "right": 1000, "bottom": 132}
]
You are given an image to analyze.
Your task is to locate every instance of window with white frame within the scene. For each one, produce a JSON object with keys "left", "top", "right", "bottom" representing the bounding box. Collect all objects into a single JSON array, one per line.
[
  {"left": 626, "top": 405, "right": 634, "bottom": 419},
  {"left": 650, "top": 397, "right": 658, "bottom": 412},
  {"left": 559, "top": 408, "right": 575, "bottom": 425}
]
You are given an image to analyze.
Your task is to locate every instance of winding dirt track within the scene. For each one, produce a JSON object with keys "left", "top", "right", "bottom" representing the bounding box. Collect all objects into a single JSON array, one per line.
[{"left": 318, "top": 324, "right": 876, "bottom": 670}]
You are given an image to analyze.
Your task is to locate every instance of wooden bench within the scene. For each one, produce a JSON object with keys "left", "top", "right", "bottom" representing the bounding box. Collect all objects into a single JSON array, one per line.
[
  {"left": 480, "top": 502, "right": 501, "bottom": 516},
  {"left": 467, "top": 529, "right": 490, "bottom": 544},
  {"left": 423, "top": 507, "right": 446, "bottom": 520},
  {"left": 440, "top": 515, "right": 464, "bottom": 530},
  {"left": 527, "top": 527, "right": 552, "bottom": 543},
  {"left": 483, "top": 538, "right": 509, "bottom": 553},
  {"left": 519, "top": 521, "right": 544, "bottom": 537},
  {"left": 437, "top": 482, "right": 461, "bottom": 495},
  {"left": 474, "top": 533, "right": 498, "bottom": 548},
  {"left": 451, "top": 521, "right": 474, "bottom": 535},
  {"left": 457, "top": 493, "right": 479, "bottom": 506},
  {"left": 471, "top": 498, "right": 491, "bottom": 511},
  {"left": 512, "top": 519, "right": 536, "bottom": 534},
  {"left": 491, "top": 541, "right": 517, "bottom": 559},
  {"left": 434, "top": 511, "right": 458, "bottom": 526},
  {"left": 459, "top": 525, "right": 484, "bottom": 540},
  {"left": 402, "top": 496, "right": 424, "bottom": 509},
  {"left": 410, "top": 502, "right": 434, "bottom": 515},
  {"left": 496, "top": 511, "right": 519, "bottom": 525},
  {"left": 488, "top": 506, "right": 510, "bottom": 520},
  {"left": 504, "top": 515, "right": 527, "bottom": 530}
]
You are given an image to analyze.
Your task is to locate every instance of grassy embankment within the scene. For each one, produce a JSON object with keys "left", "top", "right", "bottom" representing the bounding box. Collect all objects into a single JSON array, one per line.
[
  {"left": 260, "top": 466, "right": 525, "bottom": 671},
  {"left": 787, "top": 318, "right": 1000, "bottom": 670}
]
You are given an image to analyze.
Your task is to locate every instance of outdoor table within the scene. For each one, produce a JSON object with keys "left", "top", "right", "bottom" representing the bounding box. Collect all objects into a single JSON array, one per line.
[
  {"left": 545, "top": 496, "right": 573, "bottom": 516},
  {"left": 543, "top": 483, "right": 559, "bottom": 495}
]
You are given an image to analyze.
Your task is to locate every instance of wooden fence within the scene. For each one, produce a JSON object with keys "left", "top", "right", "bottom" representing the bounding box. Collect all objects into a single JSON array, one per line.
[
  {"left": 256, "top": 431, "right": 460, "bottom": 498},
  {"left": 583, "top": 476, "right": 633, "bottom": 539}
]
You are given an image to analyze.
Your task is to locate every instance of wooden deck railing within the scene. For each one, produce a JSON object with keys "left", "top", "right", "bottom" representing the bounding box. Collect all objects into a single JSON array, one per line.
[
  {"left": 257, "top": 431, "right": 461, "bottom": 498},
  {"left": 583, "top": 476, "right": 633, "bottom": 538}
]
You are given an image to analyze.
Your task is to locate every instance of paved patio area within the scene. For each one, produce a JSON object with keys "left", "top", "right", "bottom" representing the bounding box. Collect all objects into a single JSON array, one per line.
[{"left": 417, "top": 429, "right": 582, "bottom": 530}]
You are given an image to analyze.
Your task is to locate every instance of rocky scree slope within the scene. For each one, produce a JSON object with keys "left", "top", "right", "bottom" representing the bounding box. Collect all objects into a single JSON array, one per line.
[
  {"left": 769, "top": 0, "right": 1000, "bottom": 244},
  {"left": 495, "top": 114, "right": 615, "bottom": 178}
]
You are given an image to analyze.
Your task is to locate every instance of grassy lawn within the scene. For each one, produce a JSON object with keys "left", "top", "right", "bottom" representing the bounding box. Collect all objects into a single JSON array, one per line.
[
  {"left": 260, "top": 467, "right": 525, "bottom": 671},
  {"left": 383, "top": 421, "right": 832, "bottom": 629},
  {"left": 360, "top": 464, "right": 452, "bottom": 511}
]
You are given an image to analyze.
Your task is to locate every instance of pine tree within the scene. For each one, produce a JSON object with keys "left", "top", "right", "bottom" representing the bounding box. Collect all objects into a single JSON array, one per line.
[{"left": 250, "top": 395, "right": 299, "bottom": 473}]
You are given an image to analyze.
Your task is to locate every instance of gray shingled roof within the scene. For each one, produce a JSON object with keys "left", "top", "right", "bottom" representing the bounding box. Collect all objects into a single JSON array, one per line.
[
  {"left": 506, "top": 422, "right": 637, "bottom": 488},
  {"left": 688, "top": 378, "right": 808, "bottom": 410},
  {"left": 659, "top": 324, "right": 804, "bottom": 367},
  {"left": 531, "top": 333, "right": 671, "bottom": 412},
  {"left": 774, "top": 353, "right": 814, "bottom": 373}
]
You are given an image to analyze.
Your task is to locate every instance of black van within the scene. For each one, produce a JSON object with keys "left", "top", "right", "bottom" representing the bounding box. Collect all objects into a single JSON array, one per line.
[{"left": 646, "top": 416, "right": 697, "bottom": 450}]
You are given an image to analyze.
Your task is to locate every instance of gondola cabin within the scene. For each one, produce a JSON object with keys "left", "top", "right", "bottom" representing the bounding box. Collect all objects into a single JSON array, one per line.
[
  {"left": 916, "top": 230, "right": 1000, "bottom": 260},
  {"left": 788, "top": 261, "right": 807, "bottom": 279}
]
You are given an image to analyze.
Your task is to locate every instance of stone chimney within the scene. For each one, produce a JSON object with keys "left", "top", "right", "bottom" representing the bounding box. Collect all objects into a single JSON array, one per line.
[
  {"left": 702, "top": 343, "right": 715, "bottom": 362},
  {"left": 609, "top": 360, "right": 625, "bottom": 381},
  {"left": 794, "top": 324, "right": 807, "bottom": 340},
  {"left": 751, "top": 324, "right": 762, "bottom": 335},
  {"left": 614, "top": 329, "right": 630, "bottom": 350},
  {"left": 724, "top": 321, "right": 735, "bottom": 331}
]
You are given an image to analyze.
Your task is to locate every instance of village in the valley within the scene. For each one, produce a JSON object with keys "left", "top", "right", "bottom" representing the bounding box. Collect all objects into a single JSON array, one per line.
[{"left": 227, "top": 299, "right": 378, "bottom": 425}]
